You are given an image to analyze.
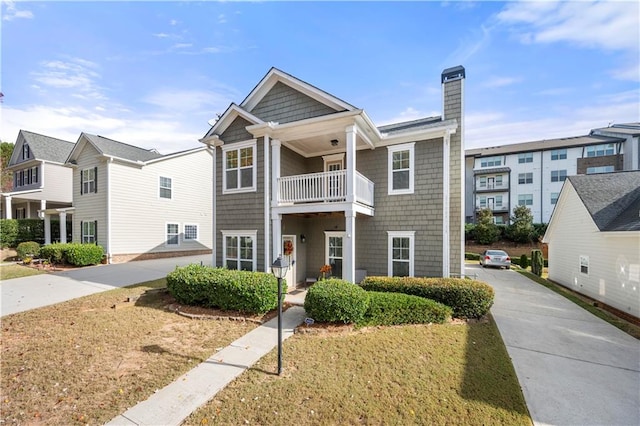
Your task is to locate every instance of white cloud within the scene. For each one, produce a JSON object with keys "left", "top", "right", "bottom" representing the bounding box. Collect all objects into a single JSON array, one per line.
[
  {"left": 172, "top": 43, "right": 193, "bottom": 49},
  {"left": 30, "top": 58, "right": 106, "bottom": 101},
  {"left": 2, "top": 0, "right": 34, "bottom": 21},
  {"left": 378, "top": 107, "right": 441, "bottom": 126},
  {"left": 497, "top": 1, "right": 640, "bottom": 51},
  {"left": 610, "top": 62, "right": 640, "bottom": 82},
  {"left": 153, "top": 32, "right": 170, "bottom": 38},
  {"left": 482, "top": 76, "right": 522, "bottom": 88},
  {"left": 143, "top": 87, "right": 237, "bottom": 113},
  {"left": 169, "top": 19, "right": 178, "bottom": 26},
  {"left": 218, "top": 13, "right": 227, "bottom": 24}
]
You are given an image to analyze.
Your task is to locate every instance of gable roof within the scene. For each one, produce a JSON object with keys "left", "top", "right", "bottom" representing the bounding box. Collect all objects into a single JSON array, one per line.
[
  {"left": 14, "top": 130, "right": 75, "bottom": 164},
  {"left": 79, "top": 133, "right": 164, "bottom": 162},
  {"left": 569, "top": 171, "right": 640, "bottom": 232}
]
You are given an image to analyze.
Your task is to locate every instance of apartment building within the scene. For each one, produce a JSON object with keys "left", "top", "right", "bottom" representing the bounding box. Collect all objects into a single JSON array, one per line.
[{"left": 465, "top": 123, "right": 640, "bottom": 224}]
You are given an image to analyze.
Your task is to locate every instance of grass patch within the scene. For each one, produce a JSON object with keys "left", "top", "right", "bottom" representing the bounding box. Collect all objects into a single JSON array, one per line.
[
  {"left": 0, "top": 278, "right": 259, "bottom": 425},
  {"left": 516, "top": 270, "right": 640, "bottom": 339},
  {"left": 0, "top": 264, "right": 46, "bottom": 280},
  {"left": 185, "top": 320, "right": 531, "bottom": 425}
]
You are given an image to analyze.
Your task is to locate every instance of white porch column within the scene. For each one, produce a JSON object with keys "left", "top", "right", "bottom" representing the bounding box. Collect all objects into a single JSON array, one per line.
[
  {"left": 345, "top": 125, "right": 357, "bottom": 203},
  {"left": 40, "top": 200, "right": 46, "bottom": 217},
  {"left": 26, "top": 201, "right": 31, "bottom": 218},
  {"left": 44, "top": 214, "right": 51, "bottom": 245},
  {"left": 271, "top": 139, "right": 281, "bottom": 207},
  {"left": 272, "top": 213, "right": 282, "bottom": 262},
  {"left": 264, "top": 134, "right": 271, "bottom": 271},
  {"left": 344, "top": 209, "right": 356, "bottom": 283},
  {"left": 442, "top": 131, "right": 451, "bottom": 278},
  {"left": 59, "top": 212, "right": 67, "bottom": 244},
  {"left": 5, "top": 196, "right": 12, "bottom": 219}
]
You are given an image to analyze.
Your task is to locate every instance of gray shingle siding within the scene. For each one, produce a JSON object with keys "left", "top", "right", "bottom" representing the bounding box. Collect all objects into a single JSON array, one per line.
[
  {"left": 220, "top": 117, "right": 254, "bottom": 143},
  {"left": 250, "top": 82, "right": 340, "bottom": 124}
]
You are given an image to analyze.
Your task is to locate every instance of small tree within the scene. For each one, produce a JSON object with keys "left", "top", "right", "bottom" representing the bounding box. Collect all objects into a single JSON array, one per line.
[
  {"left": 508, "top": 205, "right": 535, "bottom": 243},
  {"left": 474, "top": 208, "right": 500, "bottom": 245},
  {"left": 519, "top": 254, "right": 529, "bottom": 270},
  {"left": 531, "top": 249, "right": 544, "bottom": 276}
]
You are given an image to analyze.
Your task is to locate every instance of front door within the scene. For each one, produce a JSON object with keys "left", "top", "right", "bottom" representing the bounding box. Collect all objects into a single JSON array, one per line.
[
  {"left": 282, "top": 235, "right": 296, "bottom": 290},
  {"left": 325, "top": 231, "right": 345, "bottom": 279}
]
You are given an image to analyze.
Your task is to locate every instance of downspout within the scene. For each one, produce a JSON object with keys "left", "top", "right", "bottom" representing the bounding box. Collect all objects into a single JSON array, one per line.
[
  {"left": 212, "top": 144, "right": 217, "bottom": 266},
  {"left": 540, "top": 151, "right": 544, "bottom": 223},
  {"left": 264, "top": 134, "right": 270, "bottom": 271}
]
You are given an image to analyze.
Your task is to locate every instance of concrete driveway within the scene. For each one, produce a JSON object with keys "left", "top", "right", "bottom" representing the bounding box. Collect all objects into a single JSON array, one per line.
[
  {"left": 1, "top": 255, "right": 212, "bottom": 316},
  {"left": 468, "top": 264, "right": 640, "bottom": 426}
]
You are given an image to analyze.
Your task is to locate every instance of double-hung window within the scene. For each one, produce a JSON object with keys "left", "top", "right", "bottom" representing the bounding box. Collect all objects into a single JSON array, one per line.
[
  {"left": 81, "top": 221, "right": 97, "bottom": 244},
  {"left": 580, "top": 255, "right": 589, "bottom": 275},
  {"left": 31, "top": 166, "right": 38, "bottom": 184},
  {"left": 81, "top": 167, "right": 97, "bottom": 194},
  {"left": 551, "top": 170, "right": 567, "bottom": 182},
  {"left": 22, "top": 144, "right": 30, "bottom": 160},
  {"left": 518, "top": 173, "right": 533, "bottom": 184},
  {"left": 551, "top": 149, "right": 567, "bottom": 160},
  {"left": 166, "top": 223, "right": 179, "bottom": 246},
  {"left": 159, "top": 176, "right": 172, "bottom": 199},
  {"left": 387, "top": 143, "right": 415, "bottom": 195},
  {"left": 387, "top": 231, "right": 415, "bottom": 277},
  {"left": 586, "top": 144, "right": 614, "bottom": 157},
  {"left": 223, "top": 140, "right": 256, "bottom": 193},
  {"left": 518, "top": 194, "right": 533, "bottom": 206},
  {"left": 480, "top": 156, "right": 501, "bottom": 167},
  {"left": 551, "top": 192, "right": 559, "bottom": 205},
  {"left": 518, "top": 153, "right": 533, "bottom": 163},
  {"left": 478, "top": 176, "right": 487, "bottom": 188},
  {"left": 222, "top": 230, "right": 256, "bottom": 271}
]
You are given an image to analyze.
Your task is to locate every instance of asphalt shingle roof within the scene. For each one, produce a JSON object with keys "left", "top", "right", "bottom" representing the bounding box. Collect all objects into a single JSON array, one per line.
[
  {"left": 21, "top": 130, "right": 75, "bottom": 163},
  {"left": 378, "top": 116, "right": 444, "bottom": 135},
  {"left": 83, "top": 134, "right": 164, "bottom": 162},
  {"left": 569, "top": 171, "right": 640, "bottom": 232}
]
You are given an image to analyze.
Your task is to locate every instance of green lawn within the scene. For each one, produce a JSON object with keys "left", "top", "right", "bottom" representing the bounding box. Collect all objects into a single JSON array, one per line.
[{"left": 0, "top": 264, "right": 46, "bottom": 280}]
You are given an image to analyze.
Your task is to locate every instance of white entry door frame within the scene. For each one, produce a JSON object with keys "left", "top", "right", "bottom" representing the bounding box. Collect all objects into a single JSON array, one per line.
[{"left": 282, "top": 235, "right": 297, "bottom": 290}]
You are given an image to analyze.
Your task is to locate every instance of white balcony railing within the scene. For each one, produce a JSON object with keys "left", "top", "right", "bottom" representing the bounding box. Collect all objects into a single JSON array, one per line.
[{"left": 278, "top": 170, "right": 374, "bottom": 207}]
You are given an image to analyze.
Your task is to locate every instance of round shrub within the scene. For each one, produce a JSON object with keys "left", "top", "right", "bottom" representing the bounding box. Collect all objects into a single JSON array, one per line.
[
  {"left": 64, "top": 243, "right": 104, "bottom": 266},
  {"left": 519, "top": 254, "right": 529, "bottom": 269},
  {"left": 360, "top": 277, "right": 494, "bottom": 319},
  {"left": 361, "top": 292, "right": 452, "bottom": 326},
  {"left": 40, "top": 243, "right": 66, "bottom": 263},
  {"left": 16, "top": 241, "right": 40, "bottom": 260},
  {"left": 304, "top": 279, "right": 370, "bottom": 324}
]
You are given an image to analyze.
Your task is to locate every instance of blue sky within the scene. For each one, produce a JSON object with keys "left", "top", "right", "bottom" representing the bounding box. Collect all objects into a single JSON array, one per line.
[{"left": 1, "top": 1, "right": 638, "bottom": 153}]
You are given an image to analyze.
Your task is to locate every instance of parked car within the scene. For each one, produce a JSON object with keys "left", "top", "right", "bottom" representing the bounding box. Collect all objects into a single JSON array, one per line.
[{"left": 480, "top": 250, "right": 511, "bottom": 269}]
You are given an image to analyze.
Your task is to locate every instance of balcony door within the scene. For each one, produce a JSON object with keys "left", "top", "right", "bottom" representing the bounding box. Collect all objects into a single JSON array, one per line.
[{"left": 323, "top": 153, "right": 344, "bottom": 200}]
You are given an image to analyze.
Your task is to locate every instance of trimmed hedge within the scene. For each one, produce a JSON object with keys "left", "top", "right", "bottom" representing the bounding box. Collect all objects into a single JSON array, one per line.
[
  {"left": 304, "top": 279, "right": 369, "bottom": 324},
  {"left": 0, "top": 219, "right": 73, "bottom": 248},
  {"left": 39, "top": 243, "right": 104, "bottom": 266},
  {"left": 360, "top": 276, "right": 494, "bottom": 319},
  {"left": 361, "top": 292, "right": 452, "bottom": 326},
  {"left": 465, "top": 252, "right": 480, "bottom": 261},
  {"left": 16, "top": 241, "right": 41, "bottom": 260},
  {"left": 166, "top": 265, "right": 285, "bottom": 315}
]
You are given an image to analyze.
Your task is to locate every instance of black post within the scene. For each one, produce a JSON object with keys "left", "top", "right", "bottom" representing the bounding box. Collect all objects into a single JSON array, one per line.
[{"left": 277, "top": 276, "right": 283, "bottom": 375}]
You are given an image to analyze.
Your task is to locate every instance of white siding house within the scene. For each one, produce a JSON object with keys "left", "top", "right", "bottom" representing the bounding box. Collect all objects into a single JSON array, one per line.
[
  {"left": 66, "top": 133, "right": 213, "bottom": 263},
  {"left": 543, "top": 171, "right": 640, "bottom": 321}
]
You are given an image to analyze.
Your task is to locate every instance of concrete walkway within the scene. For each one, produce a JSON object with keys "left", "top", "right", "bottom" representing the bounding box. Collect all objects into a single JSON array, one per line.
[
  {"left": 107, "top": 305, "right": 307, "bottom": 426},
  {"left": 469, "top": 264, "right": 640, "bottom": 426},
  {"left": 0, "top": 255, "right": 212, "bottom": 316}
]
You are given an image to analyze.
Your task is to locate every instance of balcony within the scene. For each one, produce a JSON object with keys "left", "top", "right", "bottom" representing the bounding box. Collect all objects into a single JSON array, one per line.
[{"left": 278, "top": 170, "right": 374, "bottom": 207}]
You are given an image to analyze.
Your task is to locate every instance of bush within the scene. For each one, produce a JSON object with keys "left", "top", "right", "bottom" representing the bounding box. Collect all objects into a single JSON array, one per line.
[
  {"left": 465, "top": 252, "right": 480, "bottom": 261},
  {"left": 475, "top": 208, "right": 500, "bottom": 244},
  {"left": 304, "top": 279, "right": 370, "bottom": 324},
  {"left": 360, "top": 276, "right": 494, "bottom": 319},
  {"left": 16, "top": 241, "right": 41, "bottom": 260},
  {"left": 167, "top": 265, "right": 284, "bottom": 315},
  {"left": 64, "top": 243, "right": 104, "bottom": 266},
  {"left": 0, "top": 219, "right": 18, "bottom": 248},
  {"left": 40, "top": 243, "right": 66, "bottom": 263},
  {"left": 531, "top": 250, "right": 544, "bottom": 277},
  {"left": 360, "top": 292, "right": 452, "bottom": 326},
  {"left": 519, "top": 254, "right": 529, "bottom": 269}
]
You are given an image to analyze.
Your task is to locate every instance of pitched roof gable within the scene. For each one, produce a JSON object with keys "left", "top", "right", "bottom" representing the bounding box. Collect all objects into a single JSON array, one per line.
[
  {"left": 79, "top": 133, "right": 164, "bottom": 162},
  {"left": 569, "top": 171, "right": 640, "bottom": 232},
  {"left": 13, "top": 130, "right": 75, "bottom": 164}
]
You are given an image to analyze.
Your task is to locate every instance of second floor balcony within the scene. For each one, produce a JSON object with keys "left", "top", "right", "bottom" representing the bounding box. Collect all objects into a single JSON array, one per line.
[{"left": 277, "top": 169, "right": 374, "bottom": 208}]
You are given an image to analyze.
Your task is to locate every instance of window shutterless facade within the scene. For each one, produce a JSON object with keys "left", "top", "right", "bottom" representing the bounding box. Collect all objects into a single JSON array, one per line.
[
  {"left": 387, "top": 143, "right": 415, "bottom": 195},
  {"left": 480, "top": 156, "right": 502, "bottom": 167},
  {"left": 222, "top": 140, "right": 256, "bottom": 194},
  {"left": 159, "top": 176, "right": 172, "bottom": 199},
  {"left": 81, "top": 220, "right": 97, "bottom": 244},
  {"left": 387, "top": 231, "right": 415, "bottom": 277},
  {"left": 518, "top": 172, "right": 533, "bottom": 184},
  {"left": 586, "top": 144, "right": 614, "bottom": 157},
  {"left": 518, "top": 194, "right": 533, "bottom": 206},
  {"left": 551, "top": 149, "right": 567, "bottom": 160},
  {"left": 580, "top": 255, "right": 589, "bottom": 275},
  {"left": 518, "top": 153, "right": 533, "bottom": 163},
  {"left": 166, "top": 223, "right": 179, "bottom": 246},
  {"left": 551, "top": 192, "right": 559, "bottom": 205},
  {"left": 551, "top": 170, "right": 567, "bottom": 182},
  {"left": 221, "top": 230, "right": 257, "bottom": 271},
  {"left": 586, "top": 165, "right": 614, "bottom": 174},
  {"left": 184, "top": 224, "right": 198, "bottom": 241}
]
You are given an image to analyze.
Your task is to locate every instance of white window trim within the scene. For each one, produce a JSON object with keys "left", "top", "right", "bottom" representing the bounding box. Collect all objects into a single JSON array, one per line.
[
  {"left": 324, "top": 231, "right": 346, "bottom": 266},
  {"left": 82, "top": 168, "right": 96, "bottom": 194},
  {"left": 183, "top": 223, "right": 199, "bottom": 241},
  {"left": 387, "top": 142, "right": 415, "bottom": 195},
  {"left": 159, "top": 176, "right": 173, "bottom": 200},
  {"left": 222, "top": 139, "right": 257, "bottom": 194},
  {"left": 221, "top": 230, "right": 257, "bottom": 271},
  {"left": 387, "top": 231, "right": 415, "bottom": 277},
  {"left": 166, "top": 222, "right": 180, "bottom": 246},
  {"left": 82, "top": 220, "right": 96, "bottom": 244},
  {"left": 322, "top": 153, "right": 345, "bottom": 171}
]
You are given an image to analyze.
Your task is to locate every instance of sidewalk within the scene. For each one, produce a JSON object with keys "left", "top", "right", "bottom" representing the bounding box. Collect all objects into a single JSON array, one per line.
[
  {"left": 107, "top": 304, "right": 307, "bottom": 426},
  {"left": 470, "top": 265, "right": 640, "bottom": 426}
]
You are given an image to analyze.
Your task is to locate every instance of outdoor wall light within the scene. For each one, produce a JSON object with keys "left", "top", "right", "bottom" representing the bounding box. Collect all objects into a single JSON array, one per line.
[
  {"left": 270, "top": 255, "right": 289, "bottom": 376},
  {"left": 300, "top": 234, "right": 306, "bottom": 243},
  {"left": 330, "top": 139, "right": 339, "bottom": 147}
]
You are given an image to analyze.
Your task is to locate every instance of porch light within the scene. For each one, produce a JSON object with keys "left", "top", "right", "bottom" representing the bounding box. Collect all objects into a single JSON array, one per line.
[
  {"left": 330, "top": 139, "right": 339, "bottom": 147},
  {"left": 300, "top": 234, "right": 306, "bottom": 243},
  {"left": 271, "top": 255, "right": 289, "bottom": 375}
]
